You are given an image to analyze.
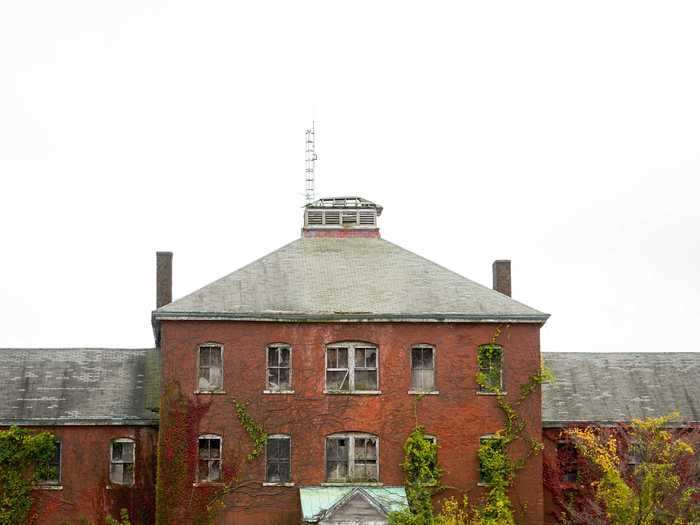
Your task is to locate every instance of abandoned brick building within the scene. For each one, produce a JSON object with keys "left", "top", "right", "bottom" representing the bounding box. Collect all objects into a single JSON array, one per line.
[{"left": 1, "top": 197, "right": 698, "bottom": 525}]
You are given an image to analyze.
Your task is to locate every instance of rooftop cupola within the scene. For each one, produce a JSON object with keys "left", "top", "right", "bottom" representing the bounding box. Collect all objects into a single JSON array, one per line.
[{"left": 302, "top": 197, "right": 383, "bottom": 238}]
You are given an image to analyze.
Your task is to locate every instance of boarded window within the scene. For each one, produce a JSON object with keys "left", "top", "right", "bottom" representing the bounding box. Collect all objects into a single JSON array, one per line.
[
  {"left": 477, "top": 344, "right": 503, "bottom": 393},
  {"left": 266, "top": 436, "right": 291, "bottom": 483},
  {"left": 326, "top": 343, "right": 378, "bottom": 393},
  {"left": 110, "top": 439, "right": 135, "bottom": 486},
  {"left": 38, "top": 440, "right": 61, "bottom": 485},
  {"left": 198, "top": 344, "right": 223, "bottom": 392},
  {"left": 198, "top": 435, "right": 222, "bottom": 482},
  {"left": 266, "top": 345, "right": 291, "bottom": 391},
  {"left": 326, "top": 434, "right": 378, "bottom": 482},
  {"left": 411, "top": 345, "right": 435, "bottom": 392}
]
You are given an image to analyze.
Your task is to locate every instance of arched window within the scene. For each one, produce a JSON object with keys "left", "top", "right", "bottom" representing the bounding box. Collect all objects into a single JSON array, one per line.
[
  {"left": 326, "top": 342, "right": 378, "bottom": 393},
  {"left": 198, "top": 434, "right": 222, "bottom": 482},
  {"left": 110, "top": 438, "right": 135, "bottom": 486},
  {"left": 197, "top": 343, "right": 224, "bottom": 393},
  {"left": 266, "top": 434, "right": 291, "bottom": 483},
  {"left": 410, "top": 344, "right": 436, "bottom": 392},
  {"left": 326, "top": 433, "right": 378, "bottom": 482},
  {"left": 266, "top": 344, "right": 292, "bottom": 392}
]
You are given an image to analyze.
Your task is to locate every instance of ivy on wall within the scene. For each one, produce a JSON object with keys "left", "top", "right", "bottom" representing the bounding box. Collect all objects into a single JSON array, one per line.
[
  {"left": 0, "top": 426, "right": 56, "bottom": 525},
  {"left": 233, "top": 400, "right": 267, "bottom": 461},
  {"left": 391, "top": 325, "right": 554, "bottom": 525}
]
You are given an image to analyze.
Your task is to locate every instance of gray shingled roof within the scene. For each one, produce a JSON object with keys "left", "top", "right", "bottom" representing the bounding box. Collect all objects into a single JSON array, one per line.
[
  {"left": 155, "top": 238, "right": 548, "bottom": 322},
  {"left": 542, "top": 352, "right": 700, "bottom": 426},
  {"left": 0, "top": 348, "right": 159, "bottom": 425}
]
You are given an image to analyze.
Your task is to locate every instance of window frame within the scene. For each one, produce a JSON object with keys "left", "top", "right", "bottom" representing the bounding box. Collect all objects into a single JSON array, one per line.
[
  {"left": 109, "top": 438, "right": 136, "bottom": 487},
  {"left": 264, "top": 434, "right": 293, "bottom": 485},
  {"left": 197, "top": 434, "right": 223, "bottom": 483},
  {"left": 324, "top": 342, "right": 380, "bottom": 394},
  {"left": 324, "top": 432, "right": 380, "bottom": 484},
  {"left": 196, "top": 343, "right": 225, "bottom": 394},
  {"left": 409, "top": 344, "right": 438, "bottom": 394},
  {"left": 37, "top": 439, "right": 62, "bottom": 487},
  {"left": 556, "top": 440, "right": 579, "bottom": 483},
  {"left": 477, "top": 344, "right": 504, "bottom": 394},
  {"left": 264, "top": 343, "right": 293, "bottom": 393},
  {"left": 478, "top": 434, "right": 503, "bottom": 486}
]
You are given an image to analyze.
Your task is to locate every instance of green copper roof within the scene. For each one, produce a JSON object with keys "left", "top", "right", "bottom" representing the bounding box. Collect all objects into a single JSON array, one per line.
[{"left": 299, "top": 486, "right": 408, "bottom": 522}]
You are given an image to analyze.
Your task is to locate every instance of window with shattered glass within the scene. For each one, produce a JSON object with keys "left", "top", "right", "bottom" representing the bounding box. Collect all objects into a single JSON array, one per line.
[
  {"left": 198, "top": 435, "right": 222, "bottom": 482},
  {"left": 326, "top": 434, "right": 378, "bottom": 482},
  {"left": 198, "top": 344, "right": 223, "bottom": 392},
  {"left": 266, "top": 435, "right": 291, "bottom": 483},
  {"left": 110, "top": 439, "right": 135, "bottom": 486},
  {"left": 266, "top": 345, "right": 292, "bottom": 391},
  {"left": 326, "top": 343, "right": 378, "bottom": 392}
]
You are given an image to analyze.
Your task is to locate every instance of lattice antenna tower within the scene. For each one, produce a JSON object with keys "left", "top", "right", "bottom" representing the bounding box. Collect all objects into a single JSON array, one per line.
[{"left": 305, "top": 121, "right": 317, "bottom": 205}]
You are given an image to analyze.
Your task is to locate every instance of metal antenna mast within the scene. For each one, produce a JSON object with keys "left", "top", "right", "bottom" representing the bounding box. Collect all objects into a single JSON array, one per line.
[{"left": 304, "top": 122, "right": 317, "bottom": 205}]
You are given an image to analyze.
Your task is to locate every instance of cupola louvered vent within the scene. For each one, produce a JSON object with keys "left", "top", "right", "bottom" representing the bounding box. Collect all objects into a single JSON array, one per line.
[{"left": 303, "top": 197, "right": 382, "bottom": 237}]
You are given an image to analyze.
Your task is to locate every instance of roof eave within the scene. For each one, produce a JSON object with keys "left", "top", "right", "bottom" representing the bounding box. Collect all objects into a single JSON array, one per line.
[
  {"left": 0, "top": 418, "right": 160, "bottom": 427},
  {"left": 153, "top": 311, "right": 550, "bottom": 323}
]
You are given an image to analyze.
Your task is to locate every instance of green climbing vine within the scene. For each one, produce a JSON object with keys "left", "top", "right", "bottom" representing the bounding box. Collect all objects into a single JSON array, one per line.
[
  {"left": 0, "top": 426, "right": 56, "bottom": 525},
  {"left": 475, "top": 325, "right": 554, "bottom": 525},
  {"left": 401, "top": 425, "right": 443, "bottom": 524},
  {"left": 233, "top": 400, "right": 267, "bottom": 461},
  {"left": 391, "top": 325, "right": 554, "bottom": 525}
]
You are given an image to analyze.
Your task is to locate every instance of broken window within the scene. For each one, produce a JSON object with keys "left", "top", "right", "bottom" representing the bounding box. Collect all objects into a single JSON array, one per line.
[
  {"left": 326, "top": 343, "right": 378, "bottom": 393},
  {"left": 110, "top": 438, "right": 135, "bottom": 486},
  {"left": 411, "top": 345, "right": 436, "bottom": 392},
  {"left": 326, "top": 433, "right": 378, "bottom": 482},
  {"left": 38, "top": 440, "right": 61, "bottom": 485},
  {"left": 557, "top": 440, "right": 579, "bottom": 483},
  {"left": 198, "top": 435, "right": 222, "bottom": 482},
  {"left": 266, "top": 435, "right": 291, "bottom": 483},
  {"left": 477, "top": 344, "right": 503, "bottom": 393},
  {"left": 198, "top": 344, "right": 223, "bottom": 392},
  {"left": 266, "top": 345, "right": 292, "bottom": 391}
]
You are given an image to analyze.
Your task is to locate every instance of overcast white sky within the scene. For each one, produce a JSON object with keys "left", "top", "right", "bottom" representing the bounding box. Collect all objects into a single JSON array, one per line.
[{"left": 1, "top": 1, "right": 698, "bottom": 352}]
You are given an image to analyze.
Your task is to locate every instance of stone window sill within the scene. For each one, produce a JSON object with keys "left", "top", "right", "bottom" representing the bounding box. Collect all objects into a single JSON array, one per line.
[
  {"left": 106, "top": 484, "right": 134, "bottom": 490},
  {"left": 323, "top": 390, "right": 382, "bottom": 395},
  {"left": 262, "top": 482, "right": 295, "bottom": 487},
  {"left": 36, "top": 485, "right": 63, "bottom": 490},
  {"left": 476, "top": 391, "right": 507, "bottom": 396},
  {"left": 195, "top": 391, "right": 227, "bottom": 395},
  {"left": 321, "top": 482, "right": 383, "bottom": 487},
  {"left": 408, "top": 390, "right": 440, "bottom": 395},
  {"left": 192, "top": 481, "right": 225, "bottom": 487},
  {"left": 263, "top": 390, "right": 295, "bottom": 395}
]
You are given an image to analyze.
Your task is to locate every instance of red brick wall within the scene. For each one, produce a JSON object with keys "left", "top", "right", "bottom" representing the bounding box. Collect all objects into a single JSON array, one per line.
[
  {"left": 2, "top": 425, "right": 158, "bottom": 525},
  {"left": 158, "top": 320, "right": 544, "bottom": 525}
]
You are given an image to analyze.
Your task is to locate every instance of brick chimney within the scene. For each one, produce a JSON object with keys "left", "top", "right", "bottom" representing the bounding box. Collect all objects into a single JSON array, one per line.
[
  {"left": 492, "top": 260, "right": 511, "bottom": 297},
  {"left": 156, "top": 251, "right": 173, "bottom": 308}
]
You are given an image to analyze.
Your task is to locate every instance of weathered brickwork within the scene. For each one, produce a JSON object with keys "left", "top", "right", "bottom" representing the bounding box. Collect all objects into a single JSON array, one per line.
[
  {"left": 158, "top": 320, "right": 544, "bottom": 525},
  {"left": 0, "top": 425, "right": 157, "bottom": 525}
]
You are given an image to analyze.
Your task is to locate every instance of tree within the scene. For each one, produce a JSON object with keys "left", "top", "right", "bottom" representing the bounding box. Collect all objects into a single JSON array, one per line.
[{"left": 551, "top": 413, "right": 699, "bottom": 525}]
